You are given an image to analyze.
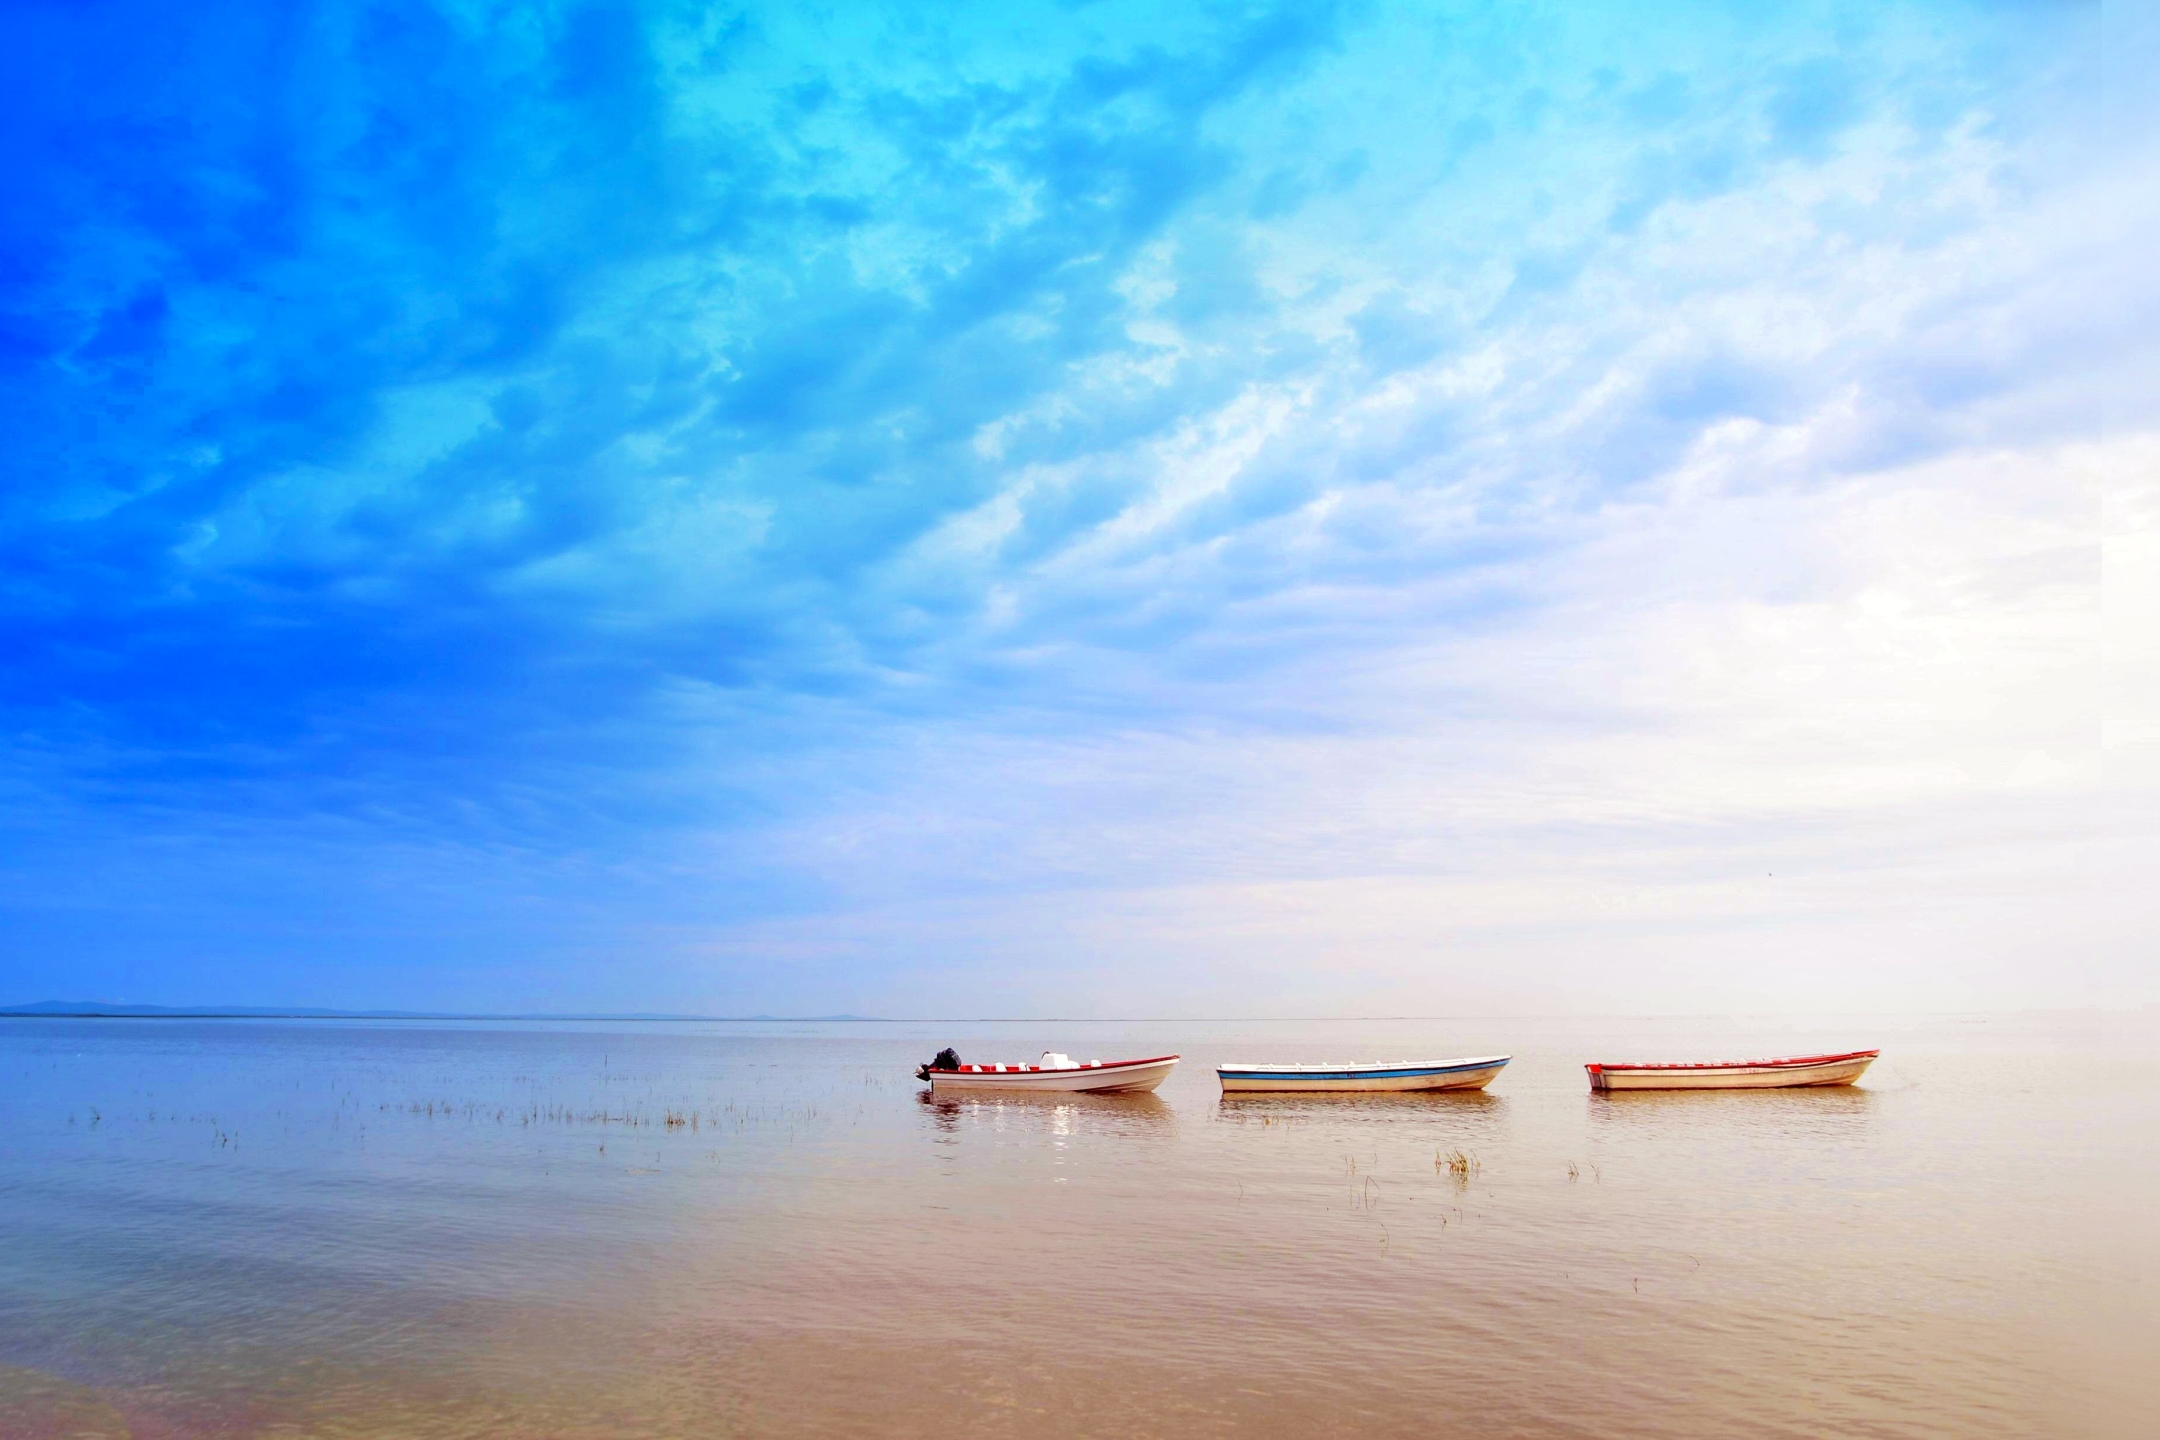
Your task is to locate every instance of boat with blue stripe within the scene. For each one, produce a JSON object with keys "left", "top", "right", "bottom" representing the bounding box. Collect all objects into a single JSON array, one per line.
[{"left": 1217, "top": 1055, "right": 1509, "bottom": 1093}]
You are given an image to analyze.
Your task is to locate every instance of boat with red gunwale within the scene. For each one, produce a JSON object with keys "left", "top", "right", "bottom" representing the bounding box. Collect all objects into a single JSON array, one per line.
[
  {"left": 1585, "top": 1048, "right": 1878, "bottom": 1091},
  {"left": 916, "top": 1051, "right": 1179, "bottom": 1094}
]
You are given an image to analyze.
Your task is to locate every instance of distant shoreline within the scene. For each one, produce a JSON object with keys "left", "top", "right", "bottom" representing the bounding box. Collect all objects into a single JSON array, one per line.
[{"left": 0, "top": 1004, "right": 885, "bottom": 1022}]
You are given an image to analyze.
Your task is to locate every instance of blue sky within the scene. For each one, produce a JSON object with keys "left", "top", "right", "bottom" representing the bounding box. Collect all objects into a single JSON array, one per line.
[{"left": 3, "top": 0, "right": 2153, "bottom": 1015}]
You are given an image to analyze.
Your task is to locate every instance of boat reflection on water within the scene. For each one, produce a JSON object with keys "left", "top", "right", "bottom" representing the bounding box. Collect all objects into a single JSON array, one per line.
[
  {"left": 1215, "top": 1088, "right": 1504, "bottom": 1118},
  {"left": 1214, "top": 1089, "right": 1511, "bottom": 1154},
  {"left": 1585, "top": 1079, "right": 1879, "bottom": 1147},
  {"left": 915, "top": 1085, "right": 1175, "bottom": 1136}
]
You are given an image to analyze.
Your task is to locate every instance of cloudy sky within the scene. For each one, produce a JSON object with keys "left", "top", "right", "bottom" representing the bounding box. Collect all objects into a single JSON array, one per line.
[{"left": 3, "top": 0, "right": 2152, "bottom": 1016}]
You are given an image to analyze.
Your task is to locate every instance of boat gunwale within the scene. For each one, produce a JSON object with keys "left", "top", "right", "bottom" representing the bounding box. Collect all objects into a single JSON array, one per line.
[
  {"left": 1585, "top": 1048, "right": 1879, "bottom": 1074},
  {"left": 929, "top": 1053, "right": 1180, "bottom": 1076},
  {"left": 1216, "top": 1055, "right": 1509, "bottom": 1079}
]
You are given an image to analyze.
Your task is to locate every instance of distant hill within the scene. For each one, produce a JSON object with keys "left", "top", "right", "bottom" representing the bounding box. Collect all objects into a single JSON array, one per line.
[{"left": 0, "top": 1001, "right": 885, "bottom": 1021}]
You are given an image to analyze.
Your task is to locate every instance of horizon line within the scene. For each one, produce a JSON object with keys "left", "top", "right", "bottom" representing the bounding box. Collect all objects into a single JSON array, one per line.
[{"left": 5, "top": 1002, "right": 2151, "bottom": 1024}]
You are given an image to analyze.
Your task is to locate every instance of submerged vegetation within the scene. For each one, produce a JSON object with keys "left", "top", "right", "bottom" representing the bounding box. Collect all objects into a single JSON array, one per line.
[
  {"left": 374, "top": 1097, "right": 831, "bottom": 1133},
  {"left": 1439, "top": 1148, "right": 1480, "bottom": 1184}
]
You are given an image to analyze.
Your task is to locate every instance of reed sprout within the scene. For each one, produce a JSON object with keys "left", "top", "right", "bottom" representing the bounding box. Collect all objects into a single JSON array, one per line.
[{"left": 1438, "top": 1148, "right": 1479, "bottom": 1184}]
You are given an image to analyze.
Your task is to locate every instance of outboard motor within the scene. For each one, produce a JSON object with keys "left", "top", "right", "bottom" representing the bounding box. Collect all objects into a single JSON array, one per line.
[{"left": 916, "top": 1046, "right": 962, "bottom": 1081}]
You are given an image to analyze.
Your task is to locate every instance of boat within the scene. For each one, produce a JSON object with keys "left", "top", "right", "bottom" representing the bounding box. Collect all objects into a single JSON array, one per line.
[
  {"left": 1585, "top": 1049, "right": 1879, "bottom": 1091},
  {"left": 916, "top": 1050, "right": 1179, "bottom": 1093},
  {"left": 1216, "top": 1055, "right": 1509, "bottom": 1093}
]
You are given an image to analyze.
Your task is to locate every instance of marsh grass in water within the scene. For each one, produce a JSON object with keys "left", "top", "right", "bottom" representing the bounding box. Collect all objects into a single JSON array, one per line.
[{"left": 1438, "top": 1148, "right": 1480, "bottom": 1184}]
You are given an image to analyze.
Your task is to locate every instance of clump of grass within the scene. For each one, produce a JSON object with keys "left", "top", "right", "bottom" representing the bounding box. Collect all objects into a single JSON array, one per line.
[
  {"left": 1438, "top": 1148, "right": 1479, "bottom": 1184},
  {"left": 1567, "top": 1160, "right": 1580, "bottom": 1182}
]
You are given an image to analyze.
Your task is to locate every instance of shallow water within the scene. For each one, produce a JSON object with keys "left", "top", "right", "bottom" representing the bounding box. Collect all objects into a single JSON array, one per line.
[{"left": 1, "top": 1013, "right": 2152, "bottom": 1439}]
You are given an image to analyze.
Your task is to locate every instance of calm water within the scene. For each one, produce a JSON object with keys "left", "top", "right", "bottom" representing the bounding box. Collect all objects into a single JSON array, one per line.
[{"left": 1, "top": 1014, "right": 2152, "bottom": 1439}]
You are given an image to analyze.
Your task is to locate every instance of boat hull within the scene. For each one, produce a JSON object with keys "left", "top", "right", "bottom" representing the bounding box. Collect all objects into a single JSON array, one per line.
[
  {"left": 1218, "top": 1056, "right": 1509, "bottom": 1093},
  {"left": 924, "top": 1055, "right": 1179, "bottom": 1094},
  {"left": 1586, "top": 1050, "right": 1878, "bottom": 1091}
]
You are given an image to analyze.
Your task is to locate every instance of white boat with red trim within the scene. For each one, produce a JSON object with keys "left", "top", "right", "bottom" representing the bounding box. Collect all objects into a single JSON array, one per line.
[
  {"left": 917, "top": 1051, "right": 1179, "bottom": 1093},
  {"left": 1585, "top": 1048, "right": 1879, "bottom": 1091},
  {"left": 1217, "top": 1055, "right": 1509, "bottom": 1093}
]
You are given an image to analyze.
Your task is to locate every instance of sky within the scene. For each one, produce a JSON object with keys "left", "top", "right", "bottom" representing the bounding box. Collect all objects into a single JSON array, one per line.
[{"left": 2, "top": 0, "right": 2153, "bottom": 1017}]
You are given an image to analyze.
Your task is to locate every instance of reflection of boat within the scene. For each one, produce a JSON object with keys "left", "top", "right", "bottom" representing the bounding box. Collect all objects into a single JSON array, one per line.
[
  {"left": 1585, "top": 1049, "right": 1878, "bottom": 1091},
  {"left": 916, "top": 1051, "right": 1179, "bottom": 1093},
  {"left": 1216, "top": 1056, "right": 1509, "bottom": 1093},
  {"left": 917, "top": 1089, "right": 1175, "bottom": 1135}
]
